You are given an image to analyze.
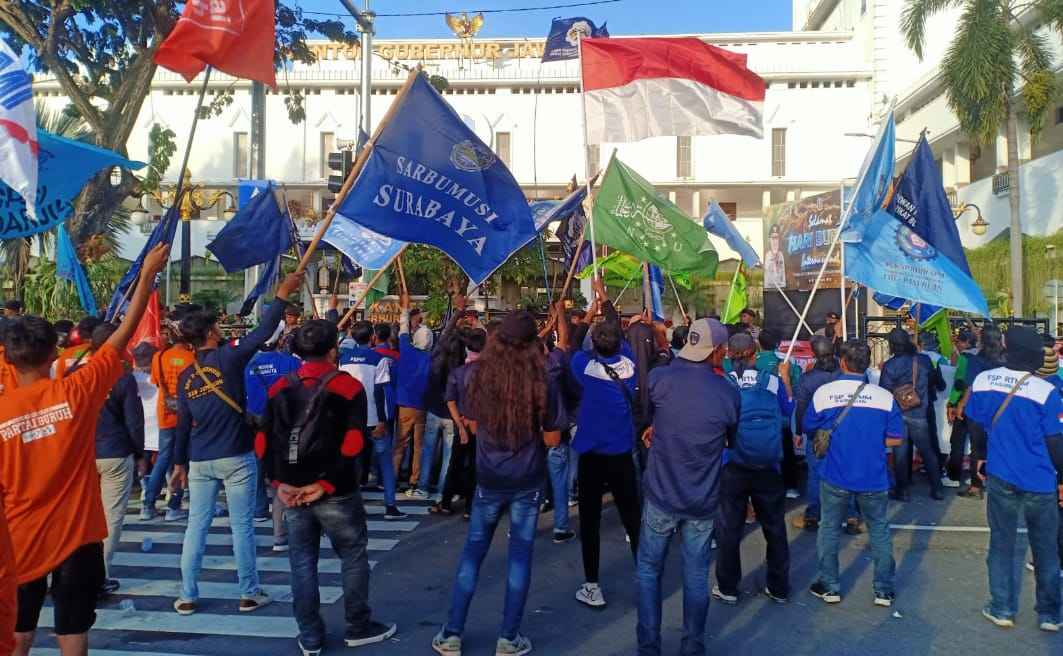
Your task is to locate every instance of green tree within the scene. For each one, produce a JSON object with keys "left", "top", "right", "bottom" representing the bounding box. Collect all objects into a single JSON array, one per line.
[
  {"left": 902, "top": 0, "right": 1063, "bottom": 316},
  {"left": 0, "top": 1, "right": 357, "bottom": 244}
]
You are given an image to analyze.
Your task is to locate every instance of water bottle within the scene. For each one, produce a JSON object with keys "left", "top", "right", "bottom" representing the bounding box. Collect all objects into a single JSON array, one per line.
[
  {"left": 140, "top": 537, "right": 153, "bottom": 552},
  {"left": 119, "top": 599, "right": 136, "bottom": 616}
]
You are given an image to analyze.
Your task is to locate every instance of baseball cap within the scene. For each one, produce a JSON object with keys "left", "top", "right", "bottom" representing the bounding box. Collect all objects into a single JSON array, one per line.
[{"left": 678, "top": 318, "right": 727, "bottom": 362}]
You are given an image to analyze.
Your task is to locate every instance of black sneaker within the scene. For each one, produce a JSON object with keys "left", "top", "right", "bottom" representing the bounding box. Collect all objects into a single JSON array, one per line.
[
  {"left": 809, "top": 581, "right": 841, "bottom": 604},
  {"left": 764, "top": 588, "right": 789, "bottom": 604},
  {"left": 98, "top": 578, "right": 120, "bottom": 597},
  {"left": 383, "top": 506, "right": 408, "bottom": 520},
  {"left": 552, "top": 530, "right": 576, "bottom": 544},
  {"left": 345, "top": 621, "right": 397, "bottom": 647},
  {"left": 874, "top": 591, "right": 895, "bottom": 607}
]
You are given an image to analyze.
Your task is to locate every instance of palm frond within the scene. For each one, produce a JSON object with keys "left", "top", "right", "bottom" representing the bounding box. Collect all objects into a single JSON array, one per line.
[
  {"left": 940, "top": 0, "right": 1014, "bottom": 144},
  {"left": 901, "top": 0, "right": 963, "bottom": 60},
  {"left": 33, "top": 101, "right": 91, "bottom": 141}
]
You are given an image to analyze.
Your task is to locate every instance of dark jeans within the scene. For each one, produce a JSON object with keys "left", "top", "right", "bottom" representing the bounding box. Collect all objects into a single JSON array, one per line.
[
  {"left": 444, "top": 486, "right": 541, "bottom": 640},
  {"left": 817, "top": 481, "right": 895, "bottom": 596},
  {"left": 781, "top": 427, "right": 799, "bottom": 490},
  {"left": 577, "top": 450, "right": 642, "bottom": 583},
  {"left": 985, "top": 476, "right": 1061, "bottom": 622},
  {"left": 892, "top": 416, "right": 942, "bottom": 494},
  {"left": 715, "top": 463, "right": 789, "bottom": 597},
  {"left": 946, "top": 415, "right": 970, "bottom": 483},
  {"left": 636, "top": 500, "right": 714, "bottom": 656},
  {"left": 440, "top": 433, "right": 477, "bottom": 510},
  {"left": 144, "top": 427, "right": 183, "bottom": 511},
  {"left": 286, "top": 492, "right": 373, "bottom": 650}
]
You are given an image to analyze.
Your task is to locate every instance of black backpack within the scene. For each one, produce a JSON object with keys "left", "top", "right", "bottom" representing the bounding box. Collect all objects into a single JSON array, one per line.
[{"left": 272, "top": 370, "right": 343, "bottom": 468}]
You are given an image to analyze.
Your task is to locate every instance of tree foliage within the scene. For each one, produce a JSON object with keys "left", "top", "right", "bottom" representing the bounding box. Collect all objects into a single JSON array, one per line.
[{"left": 0, "top": 1, "right": 358, "bottom": 243}]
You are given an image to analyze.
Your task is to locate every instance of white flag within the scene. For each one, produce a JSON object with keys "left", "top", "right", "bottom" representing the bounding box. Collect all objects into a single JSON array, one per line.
[{"left": 0, "top": 40, "right": 37, "bottom": 217}]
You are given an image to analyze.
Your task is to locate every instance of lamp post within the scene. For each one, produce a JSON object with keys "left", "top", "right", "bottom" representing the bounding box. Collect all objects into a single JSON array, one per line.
[{"left": 140, "top": 175, "right": 236, "bottom": 303}]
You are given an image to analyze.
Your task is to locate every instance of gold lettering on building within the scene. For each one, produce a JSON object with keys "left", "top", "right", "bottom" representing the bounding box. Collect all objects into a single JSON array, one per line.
[{"left": 308, "top": 40, "right": 547, "bottom": 62}]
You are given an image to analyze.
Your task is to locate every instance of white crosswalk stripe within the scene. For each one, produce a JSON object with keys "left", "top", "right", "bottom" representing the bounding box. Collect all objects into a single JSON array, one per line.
[{"left": 28, "top": 493, "right": 431, "bottom": 653}]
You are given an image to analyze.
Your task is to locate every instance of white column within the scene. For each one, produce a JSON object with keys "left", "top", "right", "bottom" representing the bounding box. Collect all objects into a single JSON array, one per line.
[
  {"left": 785, "top": 189, "right": 797, "bottom": 202},
  {"left": 941, "top": 146, "right": 956, "bottom": 190},
  {"left": 1017, "top": 115, "right": 1033, "bottom": 162},
  {"left": 994, "top": 124, "right": 1008, "bottom": 173},
  {"left": 691, "top": 190, "right": 702, "bottom": 217},
  {"left": 954, "top": 141, "right": 971, "bottom": 187},
  {"left": 668, "top": 191, "right": 677, "bottom": 204},
  {"left": 762, "top": 189, "right": 772, "bottom": 213}
]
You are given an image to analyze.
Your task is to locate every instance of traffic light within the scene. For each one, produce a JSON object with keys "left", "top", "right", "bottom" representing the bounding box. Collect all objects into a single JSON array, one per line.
[{"left": 327, "top": 149, "right": 354, "bottom": 194}]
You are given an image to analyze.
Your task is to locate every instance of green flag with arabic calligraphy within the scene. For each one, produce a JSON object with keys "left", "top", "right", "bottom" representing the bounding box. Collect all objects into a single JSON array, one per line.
[{"left": 591, "top": 157, "right": 718, "bottom": 275}]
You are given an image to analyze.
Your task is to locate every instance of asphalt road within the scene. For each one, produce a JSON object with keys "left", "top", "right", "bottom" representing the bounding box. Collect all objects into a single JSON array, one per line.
[{"left": 29, "top": 481, "right": 1063, "bottom": 656}]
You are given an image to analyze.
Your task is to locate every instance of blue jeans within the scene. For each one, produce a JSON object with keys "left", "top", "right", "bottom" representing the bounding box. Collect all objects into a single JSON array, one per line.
[
  {"left": 372, "top": 429, "right": 397, "bottom": 507},
  {"left": 180, "top": 452, "right": 260, "bottom": 601},
  {"left": 286, "top": 492, "right": 372, "bottom": 650},
  {"left": 547, "top": 444, "right": 571, "bottom": 533},
  {"left": 804, "top": 445, "right": 858, "bottom": 521},
  {"left": 985, "top": 476, "right": 1061, "bottom": 622},
  {"left": 816, "top": 481, "right": 894, "bottom": 596},
  {"left": 892, "top": 416, "right": 942, "bottom": 493},
  {"left": 144, "top": 428, "right": 183, "bottom": 511},
  {"left": 419, "top": 413, "right": 455, "bottom": 493},
  {"left": 445, "top": 486, "right": 541, "bottom": 640},
  {"left": 254, "top": 462, "right": 269, "bottom": 517},
  {"left": 636, "top": 500, "right": 714, "bottom": 656}
]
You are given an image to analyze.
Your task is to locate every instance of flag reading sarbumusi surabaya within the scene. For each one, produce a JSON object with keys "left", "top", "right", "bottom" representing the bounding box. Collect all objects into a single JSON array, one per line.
[
  {"left": 592, "top": 157, "right": 717, "bottom": 275},
  {"left": 334, "top": 74, "right": 537, "bottom": 285},
  {"left": 581, "top": 37, "right": 765, "bottom": 144},
  {"left": 155, "top": 0, "right": 277, "bottom": 88}
]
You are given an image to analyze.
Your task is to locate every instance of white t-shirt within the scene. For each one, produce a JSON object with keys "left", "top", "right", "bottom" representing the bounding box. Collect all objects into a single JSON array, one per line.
[{"left": 134, "top": 369, "right": 161, "bottom": 451}]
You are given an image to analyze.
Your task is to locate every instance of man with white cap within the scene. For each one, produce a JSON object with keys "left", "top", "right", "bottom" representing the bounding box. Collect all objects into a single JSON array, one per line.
[
  {"left": 394, "top": 292, "right": 434, "bottom": 498},
  {"left": 635, "top": 318, "right": 739, "bottom": 656}
]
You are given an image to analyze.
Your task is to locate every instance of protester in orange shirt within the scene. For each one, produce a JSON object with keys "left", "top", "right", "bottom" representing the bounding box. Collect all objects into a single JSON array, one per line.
[
  {"left": 0, "top": 505, "right": 16, "bottom": 656},
  {"left": 0, "top": 243, "right": 169, "bottom": 656},
  {"left": 144, "top": 308, "right": 198, "bottom": 521},
  {"left": 52, "top": 316, "right": 103, "bottom": 380}
]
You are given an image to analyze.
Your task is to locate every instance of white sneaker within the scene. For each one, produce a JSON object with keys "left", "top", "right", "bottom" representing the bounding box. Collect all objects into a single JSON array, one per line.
[
  {"left": 406, "top": 487, "right": 429, "bottom": 500},
  {"left": 139, "top": 506, "right": 157, "bottom": 521},
  {"left": 164, "top": 509, "right": 188, "bottom": 522},
  {"left": 785, "top": 488, "right": 800, "bottom": 499},
  {"left": 942, "top": 479, "right": 961, "bottom": 488},
  {"left": 576, "top": 582, "right": 606, "bottom": 608},
  {"left": 239, "top": 590, "right": 272, "bottom": 613}
]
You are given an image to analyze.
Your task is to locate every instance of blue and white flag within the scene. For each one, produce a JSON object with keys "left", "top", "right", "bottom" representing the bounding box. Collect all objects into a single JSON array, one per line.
[
  {"left": 324, "top": 213, "right": 406, "bottom": 270},
  {"left": 542, "top": 17, "right": 609, "bottom": 62},
  {"left": 55, "top": 223, "right": 97, "bottom": 316},
  {"left": 845, "top": 126, "right": 988, "bottom": 316},
  {"left": 529, "top": 200, "right": 559, "bottom": 232},
  {"left": 540, "top": 182, "right": 591, "bottom": 269},
  {"left": 649, "top": 264, "right": 665, "bottom": 321},
  {"left": 0, "top": 130, "right": 144, "bottom": 239},
  {"left": 702, "top": 200, "right": 760, "bottom": 267},
  {"left": 106, "top": 203, "right": 179, "bottom": 319},
  {"left": 334, "top": 74, "right": 537, "bottom": 284},
  {"left": 839, "top": 113, "right": 895, "bottom": 242},
  {"left": 237, "top": 179, "right": 272, "bottom": 208},
  {"left": 207, "top": 182, "right": 293, "bottom": 273}
]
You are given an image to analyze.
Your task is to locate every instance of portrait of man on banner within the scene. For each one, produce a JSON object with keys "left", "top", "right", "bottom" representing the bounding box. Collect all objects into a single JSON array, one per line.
[{"left": 762, "top": 190, "right": 843, "bottom": 291}]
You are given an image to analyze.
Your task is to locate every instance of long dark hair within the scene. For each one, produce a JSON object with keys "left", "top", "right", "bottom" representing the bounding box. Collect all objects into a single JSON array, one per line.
[
  {"left": 467, "top": 319, "right": 546, "bottom": 451},
  {"left": 430, "top": 328, "right": 466, "bottom": 386}
]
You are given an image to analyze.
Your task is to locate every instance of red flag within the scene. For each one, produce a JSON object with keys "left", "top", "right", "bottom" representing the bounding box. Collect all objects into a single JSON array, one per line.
[
  {"left": 155, "top": 0, "right": 277, "bottom": 88},
  {"left": 126, "top": 291, "right": 162, "bottom": 360}
]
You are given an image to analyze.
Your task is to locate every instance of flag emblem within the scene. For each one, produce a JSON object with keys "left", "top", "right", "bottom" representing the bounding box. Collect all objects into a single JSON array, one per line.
[
  {"left": 450, "top": 140, "right": 496, "bottom": 172},
  {"left": 184, "top": 0, "right": 247, "bottom": 37},
  {"left": 895, "top": 225, "right": 936, "bottom": 261},
  {"left": 566, "top": 21, "right": 592, "bottom": 45}
]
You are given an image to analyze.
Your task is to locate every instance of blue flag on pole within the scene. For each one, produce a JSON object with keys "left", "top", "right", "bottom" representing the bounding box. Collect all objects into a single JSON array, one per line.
[
  {"left": 844, "top": 130, "right": 989, "bottom": 315},
  {"left": 207, "top": 183, "right": 293, "bottom": 273},
  {"left": 240, "top": 255, "right": 280, "bottom": 317},
  {"left": 542, "top": 17, "right": 609, "bottom": 62},
  {"left": 0, "top": 131, "right": 145, "bottom": 240},
  {"left": 702, "top": 201, "right": 761, "bottom": 268},
  {"left": 107, "top": 204, "right": 180, "bottom": 319},
  {"left": 839, "top": 114, "right": 895, "bottom": 243},
  {"left": 540, "top": 183, "right": 592, "bottom": 270},
  {"left": 335, "top": 74, "right": 538, "bottom": 285},
  {"left": 885, "top": 135, "right": 972, "bottom": 275},
  {"left": 649, "top": 264, "right": 665, "bottom": 321},
  {"left": 323, "top": 213, "right": 406, "bottom": 270},
  {"left": 55, "top": 223, "right": 97, "bottom": 316}
]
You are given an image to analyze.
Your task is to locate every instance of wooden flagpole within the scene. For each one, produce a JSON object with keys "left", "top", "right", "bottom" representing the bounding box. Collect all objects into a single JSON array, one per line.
[
  {"left": 296, "top": 68, "right": 420, "bottom": 274},
  {"left": 336, "top": 246, "right": 407, "bottom": 330},
  {"left": 279, "top": 184, "right": 320, "bottom": 319}
]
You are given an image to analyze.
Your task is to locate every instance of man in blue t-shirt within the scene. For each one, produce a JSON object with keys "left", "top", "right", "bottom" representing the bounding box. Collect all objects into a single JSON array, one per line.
[
  {"left": 965, "top": 327, "right": 1063, "bottom": 632},
  {"left": 636, "top": 318, "right": 737, "bottom": 656},
  {"left": 804, "top": 340, "right": 904, "bottom": 608},
  {"left": 394, "top": 294, "right": 433, "bottom": 496}
]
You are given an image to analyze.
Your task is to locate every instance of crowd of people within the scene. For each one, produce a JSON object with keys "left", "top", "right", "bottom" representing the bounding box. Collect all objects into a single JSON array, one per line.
[{"left": 0, "top": 257, "right": 1060, "bottom": 656}]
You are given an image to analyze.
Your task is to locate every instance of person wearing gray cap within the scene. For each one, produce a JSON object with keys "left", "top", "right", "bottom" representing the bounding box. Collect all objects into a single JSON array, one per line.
[{"left": 635, "top": 318, "right": 739, "bottom": 656}]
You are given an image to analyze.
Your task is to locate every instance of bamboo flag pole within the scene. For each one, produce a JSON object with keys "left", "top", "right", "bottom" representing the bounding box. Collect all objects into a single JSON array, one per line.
[
  {"left": 668, "top": 274, "right": 689, "bottom": 323},
  {"left": 557, "top": 232, "right": 587, "bottom": 301},
  {"left": 395, "top": 254, "right": 408, "bottom": 295},
  {"left": 296, "top": 68, "right": 420, "bottom": 274},
  {"left": 336, "top": 246, "right": 408, "bottom": 330}
]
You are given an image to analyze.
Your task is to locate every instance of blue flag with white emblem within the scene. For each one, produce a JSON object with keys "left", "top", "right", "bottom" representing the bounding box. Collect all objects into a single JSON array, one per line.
[
  {"left": 542, "top": 17, "right": 609, "bottom": 62},
  {"left": 55, "top": 223, "right": 97, "bottom": 316},
  {"left": 324, "top": 213, "right": 406, "bottom": 270},
  {"left": 107, "top": 203, "right": 180, "bottom": 319},
  {"left": 335, "top": 74, "right": 537, "bottom": 284},
  {"left": 845, "top": 122, "right": 988, "bottom": 316}
]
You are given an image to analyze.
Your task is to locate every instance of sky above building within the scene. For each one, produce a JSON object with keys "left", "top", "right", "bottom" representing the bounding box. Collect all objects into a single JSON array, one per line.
[{"left": 294, "top": 0, "right": 793, "bottom": 39}]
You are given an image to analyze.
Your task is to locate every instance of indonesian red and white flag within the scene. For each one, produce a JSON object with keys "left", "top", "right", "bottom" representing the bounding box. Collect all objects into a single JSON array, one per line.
[
  {"left": 0, "top": 39, "right": 38, "bottom": 217},
  {"left": 580, "top": 37, "right": 766, "bottom": 144},
  {"left": 155, "top": 0, "right": 277, "bottom": 88}
]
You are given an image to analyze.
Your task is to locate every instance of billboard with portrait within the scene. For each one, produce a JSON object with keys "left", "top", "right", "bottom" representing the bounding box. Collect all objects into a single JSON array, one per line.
[{"left": 762, "top": 189, "right": 843, "bottom": 291}]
